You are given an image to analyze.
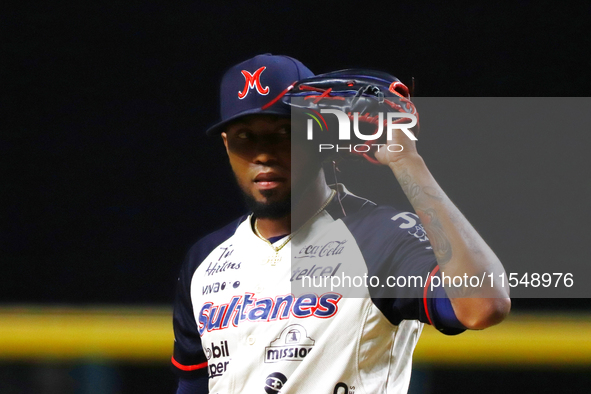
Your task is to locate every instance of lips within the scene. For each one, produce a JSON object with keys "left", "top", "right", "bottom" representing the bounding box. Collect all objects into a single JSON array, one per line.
[{"left": 254, "top": 172, "right": 287, "bottom": 190}]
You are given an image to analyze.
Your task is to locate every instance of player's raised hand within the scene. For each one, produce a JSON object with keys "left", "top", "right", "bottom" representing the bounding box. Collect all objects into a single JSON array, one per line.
[{"left": 373, "top": 126, "right": 419, "bottom": 167}]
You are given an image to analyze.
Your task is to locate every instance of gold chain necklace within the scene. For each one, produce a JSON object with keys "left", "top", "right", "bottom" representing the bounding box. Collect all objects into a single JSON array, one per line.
[{"left": 254, "top": 190, "right": 336, "bottom": 266}]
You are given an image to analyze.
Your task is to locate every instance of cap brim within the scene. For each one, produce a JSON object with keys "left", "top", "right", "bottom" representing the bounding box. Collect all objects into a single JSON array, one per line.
[{"left": 205, "top": 107, "right": 292, "bottom": 136}]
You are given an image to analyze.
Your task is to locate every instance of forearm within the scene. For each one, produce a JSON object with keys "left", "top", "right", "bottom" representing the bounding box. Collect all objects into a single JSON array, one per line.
[{"left": 388, "top": 154, "right": 510, "bottom": 329}]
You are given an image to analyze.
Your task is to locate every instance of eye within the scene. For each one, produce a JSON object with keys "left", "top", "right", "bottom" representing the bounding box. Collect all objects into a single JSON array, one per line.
[
  {"left": 235, "top": 130, "right": 252, "bottom": 140},
  {"left": 276, "top": 125, "right": 291, "bottom": 136}
]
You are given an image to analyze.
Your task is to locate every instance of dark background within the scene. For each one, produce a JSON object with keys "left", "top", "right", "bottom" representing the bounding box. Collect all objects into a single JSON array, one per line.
[
  {"left": 4, "top": 1, "right": 590, "bottom": 307},
  {"left": 2, "top": 1, "right": 591, "bottom": 392}
]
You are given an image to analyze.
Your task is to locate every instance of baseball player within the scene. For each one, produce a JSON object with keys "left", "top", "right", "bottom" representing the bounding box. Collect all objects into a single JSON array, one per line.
[{"left": 171, "top": 54, "right": 510, "bottom": 393}]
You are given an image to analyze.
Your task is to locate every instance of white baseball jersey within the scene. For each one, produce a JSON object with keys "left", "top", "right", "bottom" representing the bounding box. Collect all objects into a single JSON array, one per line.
[{"left": 172, "top": 186, "right": 463, "bottom": 394}]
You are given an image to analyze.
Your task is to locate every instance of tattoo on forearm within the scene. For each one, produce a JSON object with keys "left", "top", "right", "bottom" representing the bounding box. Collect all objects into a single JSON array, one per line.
[
  {"left": 423, "top": 186, "right": 443, "bottom": 201},
  {"left": 395, "top": 169, "right": 497, "bottom": 299},
  {"left": 419, "top": 208, "right": 452, "bottom": 265},
  {"left": 397, "top": 169, "right": 452, "bottom": 266},
  {"left": 397, "top": 169, "right": 421, "bottom": 203}
]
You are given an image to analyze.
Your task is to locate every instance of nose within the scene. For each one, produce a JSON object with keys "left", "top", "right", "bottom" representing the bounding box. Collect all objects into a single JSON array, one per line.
[
  {"left": 253, "top": 142, "right": 280, "bottom": 165},
  {"left": 251, "top": 136, "right": 284, "bottom": 165}
]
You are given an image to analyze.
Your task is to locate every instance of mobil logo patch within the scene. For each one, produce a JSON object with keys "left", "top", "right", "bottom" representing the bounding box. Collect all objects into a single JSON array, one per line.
[
  {"left": 204, "top": 340, "right": 230, "bottom": 360},
  {"left": 204, "top": 340, "right": 231, "bottom": 379},
  {"left": 264, "top": 324, "right": 314, "bottom": 363}
]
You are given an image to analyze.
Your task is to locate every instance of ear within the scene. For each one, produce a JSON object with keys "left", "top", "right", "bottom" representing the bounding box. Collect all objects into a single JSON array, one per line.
[{"left": 221, "top": 132, "right": 229, "bottom": 154}]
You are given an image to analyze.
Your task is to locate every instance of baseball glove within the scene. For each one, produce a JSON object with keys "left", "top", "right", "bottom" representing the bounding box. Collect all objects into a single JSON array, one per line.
[{"left": 283, "top": 69, "right": 418, "bottom": 164}]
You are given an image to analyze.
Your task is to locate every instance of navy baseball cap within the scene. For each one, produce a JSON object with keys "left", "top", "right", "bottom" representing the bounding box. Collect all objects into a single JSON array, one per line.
[{"left": 205, "top": 54, "right": 314, "bottom": 135}]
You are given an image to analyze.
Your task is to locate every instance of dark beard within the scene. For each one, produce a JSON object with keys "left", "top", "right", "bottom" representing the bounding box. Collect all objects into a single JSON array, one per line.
[
  {"left": 239, "top": 156, "right": 323, "bottom": 220},
  {"left": 242, "top": 189, "right": 291, "bottom": 219}
]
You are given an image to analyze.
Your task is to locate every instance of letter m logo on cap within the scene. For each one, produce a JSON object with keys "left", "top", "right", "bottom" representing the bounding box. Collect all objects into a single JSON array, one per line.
[{"left": 238, "top": 67, "right": 270, "bottom": 99}]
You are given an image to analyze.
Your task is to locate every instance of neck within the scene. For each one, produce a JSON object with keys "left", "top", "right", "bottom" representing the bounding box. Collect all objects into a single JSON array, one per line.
[{"left": 255, "top": 170, "right": 332, "bottom": 239}]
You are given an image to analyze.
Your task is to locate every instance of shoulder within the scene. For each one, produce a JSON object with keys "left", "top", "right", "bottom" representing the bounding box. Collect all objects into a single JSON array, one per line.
[
  {"left": 327, "top": 184, "right": 426, "bottom": 240},
  {"left": 345, "top": 202, "right": 423, "bottom": 239}
]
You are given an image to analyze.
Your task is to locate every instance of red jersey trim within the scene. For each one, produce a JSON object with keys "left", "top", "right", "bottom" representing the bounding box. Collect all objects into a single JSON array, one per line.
[
  {"left": 423, "top": 265, "right": 440, "bottom": 326},
  {"left": 171, "top": 356, "right": 208, "bottom": 371}
]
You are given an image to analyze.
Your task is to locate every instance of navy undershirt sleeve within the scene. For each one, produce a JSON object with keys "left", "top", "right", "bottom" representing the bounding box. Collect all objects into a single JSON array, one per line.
[
  {"left": 429, "top": 285, "right": 466, "bottom": 331},
  {"left": 176, "top": 376, "right": 208, "bottom": 394}
]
